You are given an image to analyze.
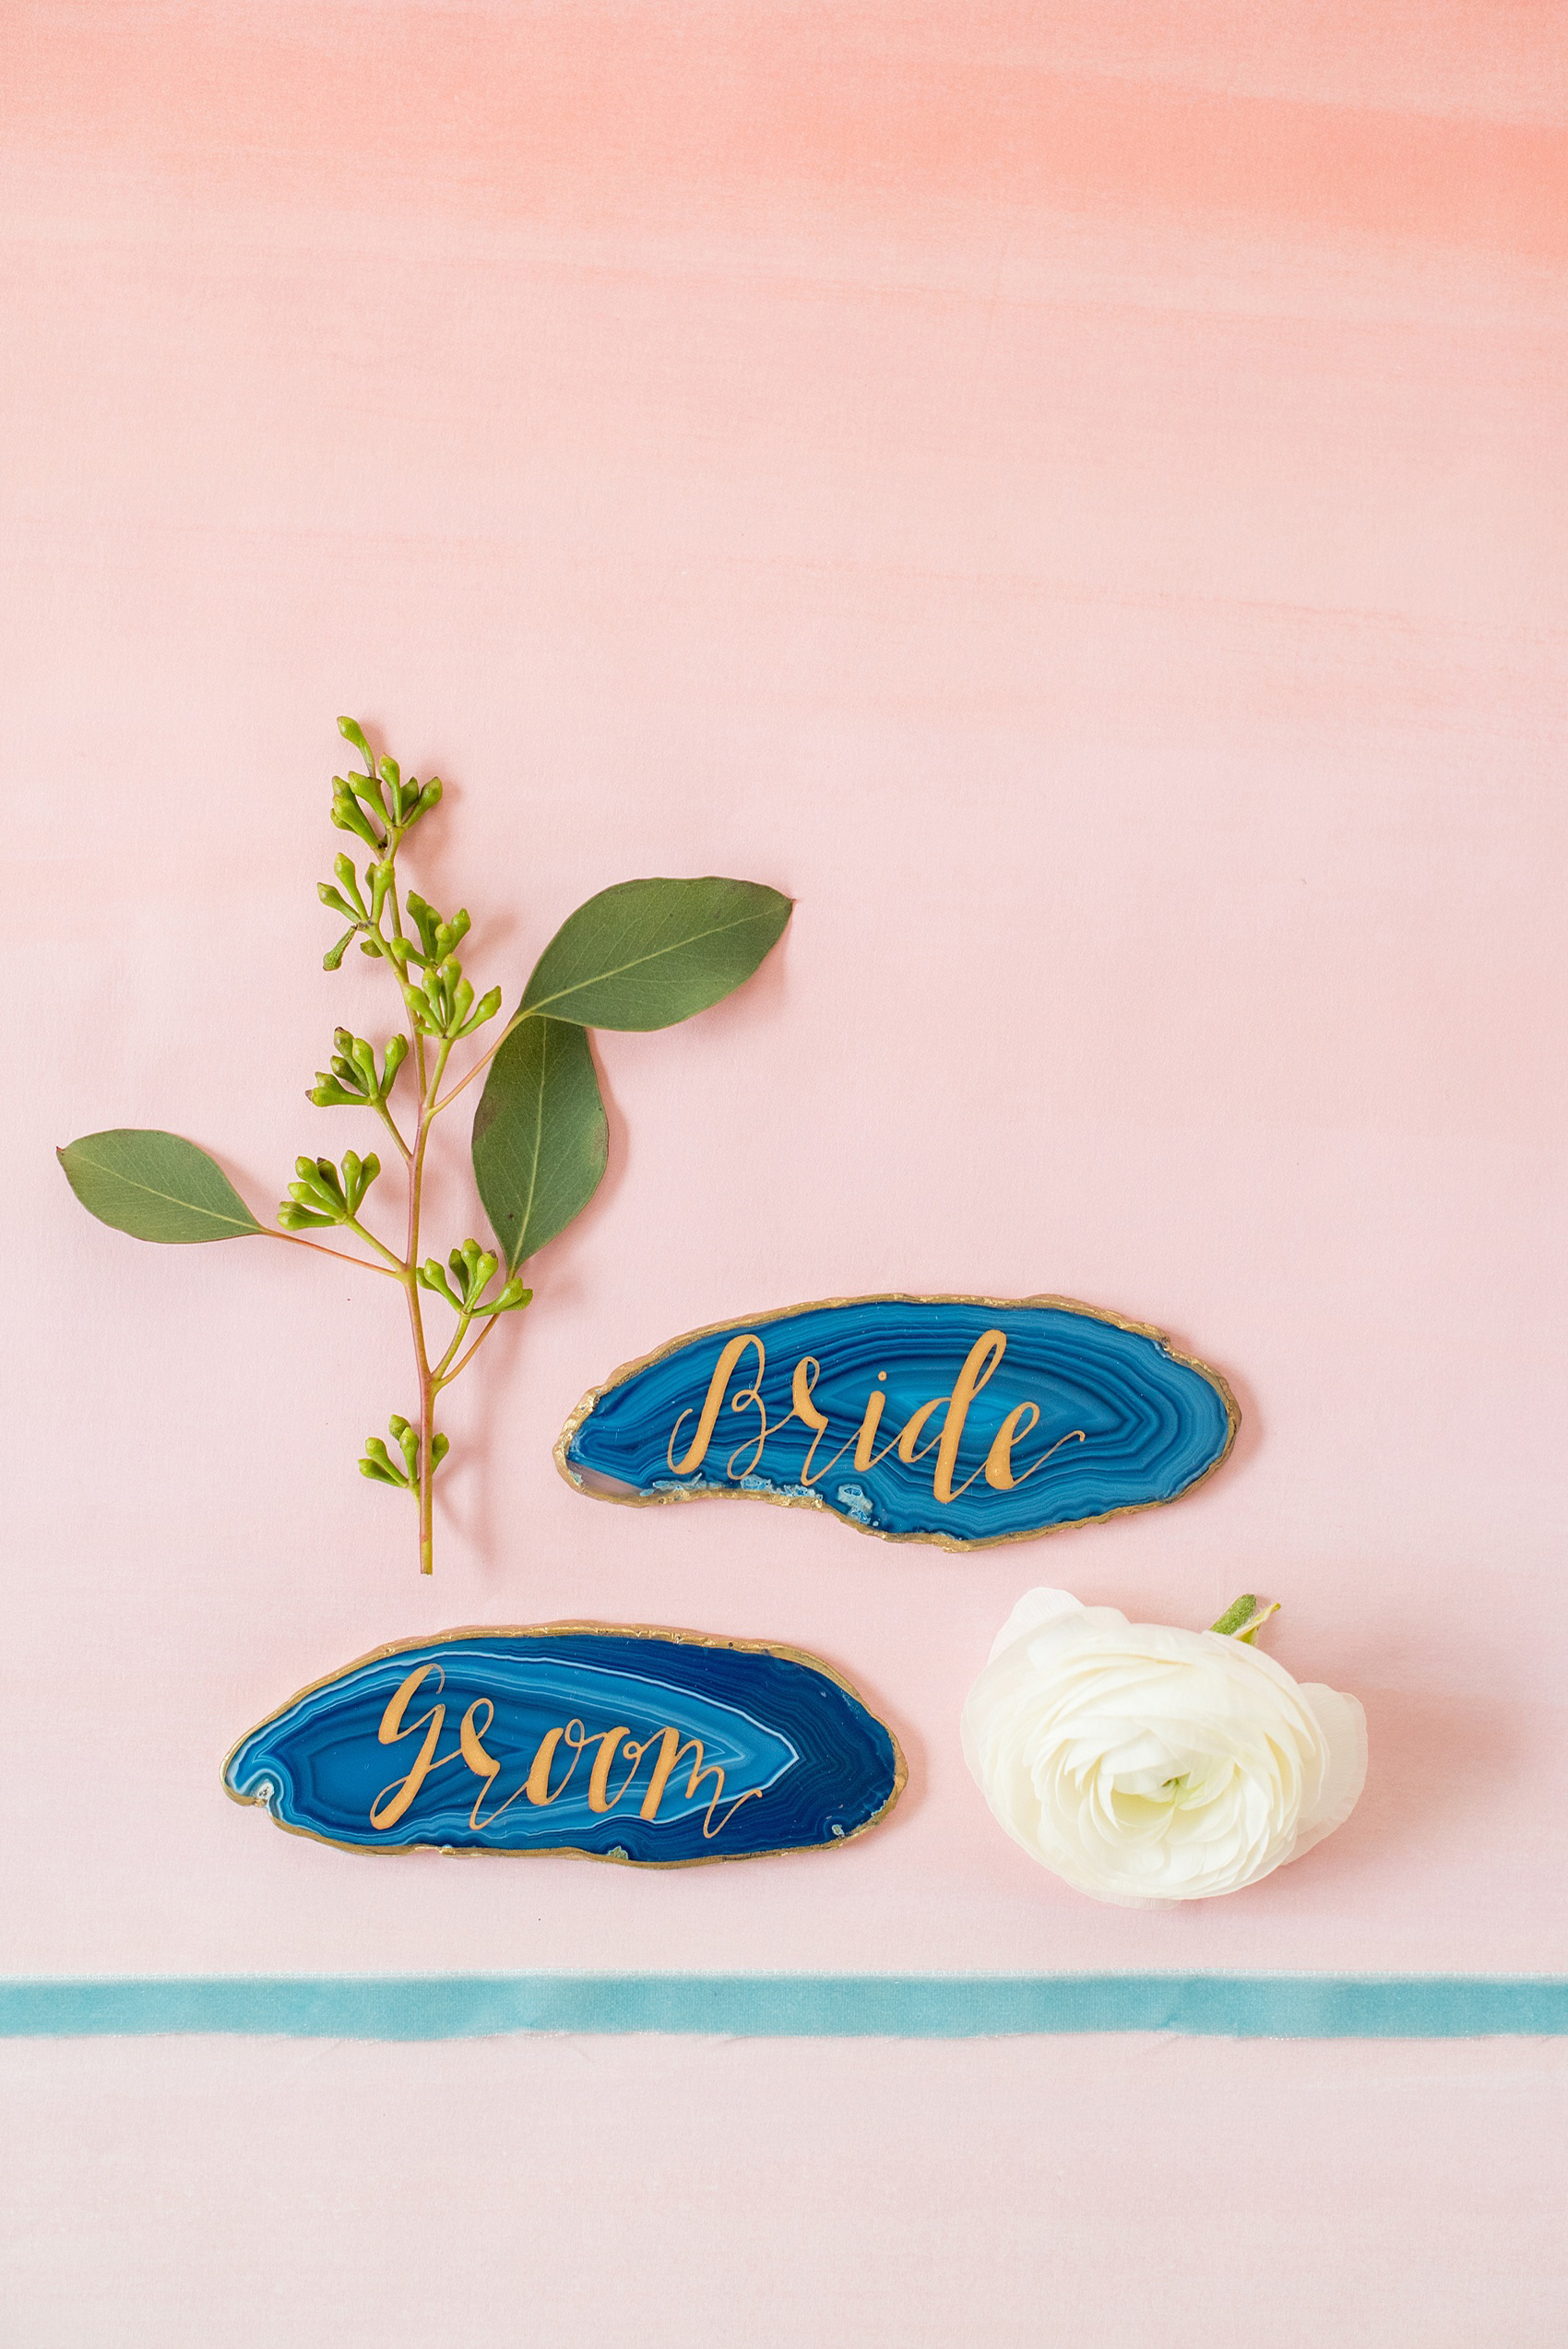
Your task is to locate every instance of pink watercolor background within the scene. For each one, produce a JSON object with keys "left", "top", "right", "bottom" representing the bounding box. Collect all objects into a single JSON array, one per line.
[{"left": 4, "top": 4, "right": 1566, "bottom": 2341}]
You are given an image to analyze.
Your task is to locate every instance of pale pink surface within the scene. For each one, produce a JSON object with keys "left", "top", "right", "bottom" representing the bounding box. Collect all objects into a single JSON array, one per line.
[
  {"left": 2, "top": 2035, "right": 1565, "bottom": 2348},
  {"left": 4, "top": 3, "right": 1566, "bottom": 2337}
]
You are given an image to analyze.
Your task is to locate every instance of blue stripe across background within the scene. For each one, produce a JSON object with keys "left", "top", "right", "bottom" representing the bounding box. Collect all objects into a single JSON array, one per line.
[{"left": 2, "top": 1974, "right": 1564, "bottom": 2040}]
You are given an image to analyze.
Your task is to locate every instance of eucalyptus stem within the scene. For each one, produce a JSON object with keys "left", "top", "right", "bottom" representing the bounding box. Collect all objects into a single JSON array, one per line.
[
  {"left": 442, "top": 1309, "right": 501, "bottom": 1388},
  {"left": 296, "top": 719, "right": 527, "bottom": 1574},
  {"left": 433, "top": 1009, "right": 527, "bottom": 1111},
  {"left": 58, "top": 717, "right": 791, "bottom": 1577},
  {"left": 372, "top": 1096, "right": 412, "bottom": 1163},
  {"left": 408, "top": 1040, "right": 453, "bottom": 1573},
  {"left": 267, "top": 1229, "right": 402, "bottom": 1279}
]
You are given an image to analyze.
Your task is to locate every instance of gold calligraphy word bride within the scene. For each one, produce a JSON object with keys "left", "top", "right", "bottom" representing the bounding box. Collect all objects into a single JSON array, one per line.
[
  {"left": 369, "top": 1663, "right": 766, "bottom": 1842},
  {"left": 667, "top": 1329, "right": 1086, "bottom": 1502}
]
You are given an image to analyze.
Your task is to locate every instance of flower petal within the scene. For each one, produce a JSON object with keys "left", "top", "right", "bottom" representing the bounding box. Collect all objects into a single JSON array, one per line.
[
  {"left": 985, "top": 1586, "right": 1087, "bottom": 1664},
  {"left": 1291, "top": 1683, "right": 1369, "bottom": 1854}
]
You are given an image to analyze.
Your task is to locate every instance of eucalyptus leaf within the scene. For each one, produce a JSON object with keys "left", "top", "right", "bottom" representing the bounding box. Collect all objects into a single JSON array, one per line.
[
  {"left": 519, "top": 876, "right": 791, "bottom": 1031},
  {"left": 58, "top": 1129, "right": 263, "bottom": 1244},
  {"left": 472, "top": 1017, "right": 608, "bottom": 1271}
]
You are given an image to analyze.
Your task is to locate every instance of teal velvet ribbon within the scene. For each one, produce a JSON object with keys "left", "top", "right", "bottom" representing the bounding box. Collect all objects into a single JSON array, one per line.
[{"left": 2, "top": 1973, "right": 1564, "bottom": 2039}]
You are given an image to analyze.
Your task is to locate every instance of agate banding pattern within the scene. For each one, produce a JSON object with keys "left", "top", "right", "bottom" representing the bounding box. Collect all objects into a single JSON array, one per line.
[
  {"left": 223, "top": 1625, "right": 905, "bottom": 1863},
  {"left": 558, "top": 1294, "right": 1238, "bottom": 1548}
]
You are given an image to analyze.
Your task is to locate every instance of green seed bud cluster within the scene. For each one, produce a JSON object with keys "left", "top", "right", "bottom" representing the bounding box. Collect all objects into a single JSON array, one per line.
[
  {"left": 278, "top": 1150, "right": 382, "bottom": 1231},
  {"left": 360, "top": 1415, "right": 452, "bottom": 1492},
  {"left": 416, "top": 1238, "right": 532, "bottom": 1320},
  {"left": 307, "top": 1027, "right": 410, "bottom": 1111}
]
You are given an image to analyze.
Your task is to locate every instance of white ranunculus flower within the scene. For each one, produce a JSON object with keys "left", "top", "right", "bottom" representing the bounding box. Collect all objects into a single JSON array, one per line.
[{"left": 962, "top": 1588, "right": 1366, "bottom": 1906}]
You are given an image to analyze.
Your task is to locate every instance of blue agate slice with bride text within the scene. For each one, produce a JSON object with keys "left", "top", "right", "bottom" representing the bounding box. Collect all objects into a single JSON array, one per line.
[{"left": 557, "top": 1294, "right": 1238, "bottom": 1548}]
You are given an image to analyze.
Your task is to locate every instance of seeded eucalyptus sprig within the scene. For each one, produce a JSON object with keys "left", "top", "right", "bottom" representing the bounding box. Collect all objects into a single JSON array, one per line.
[{"left": 57, "top": 719, "right": 792, "bottom": 1575}]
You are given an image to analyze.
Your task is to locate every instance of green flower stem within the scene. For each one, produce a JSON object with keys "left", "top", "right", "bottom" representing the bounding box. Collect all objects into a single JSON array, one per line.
[
  {"left": 267, "top": 1228, "right": 403, "bottom": 1279},
  {"left": 371, "top": 1094, "right": 412, "bottom": 1163},
  {"left": 433, "top": 1008, "right": 529, "bottom": 1113},
  {"left": 435, "top": 1307, "right": 502, "bottom": 1392},
  {"left": 382, "top": 844, "right": 427, "bottom": 1101},
  {"left": 403, "top": 1033, "right": 455, "bottom": 1575},
  {"left": 342, "top": 1213, "right": 404, "bottom": 1272},
  {"left": 327, "top": 743, "right": 549, "bottom": 1568},
  {"left": 431, "top": 1305, "right": 477, "bottom": 1383},
  {"left": 348, "top": 794, "right": 469, "bottom": 1574},
  {"left": 350, "top": 791, "right": 516, "bottom": 1569}
]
